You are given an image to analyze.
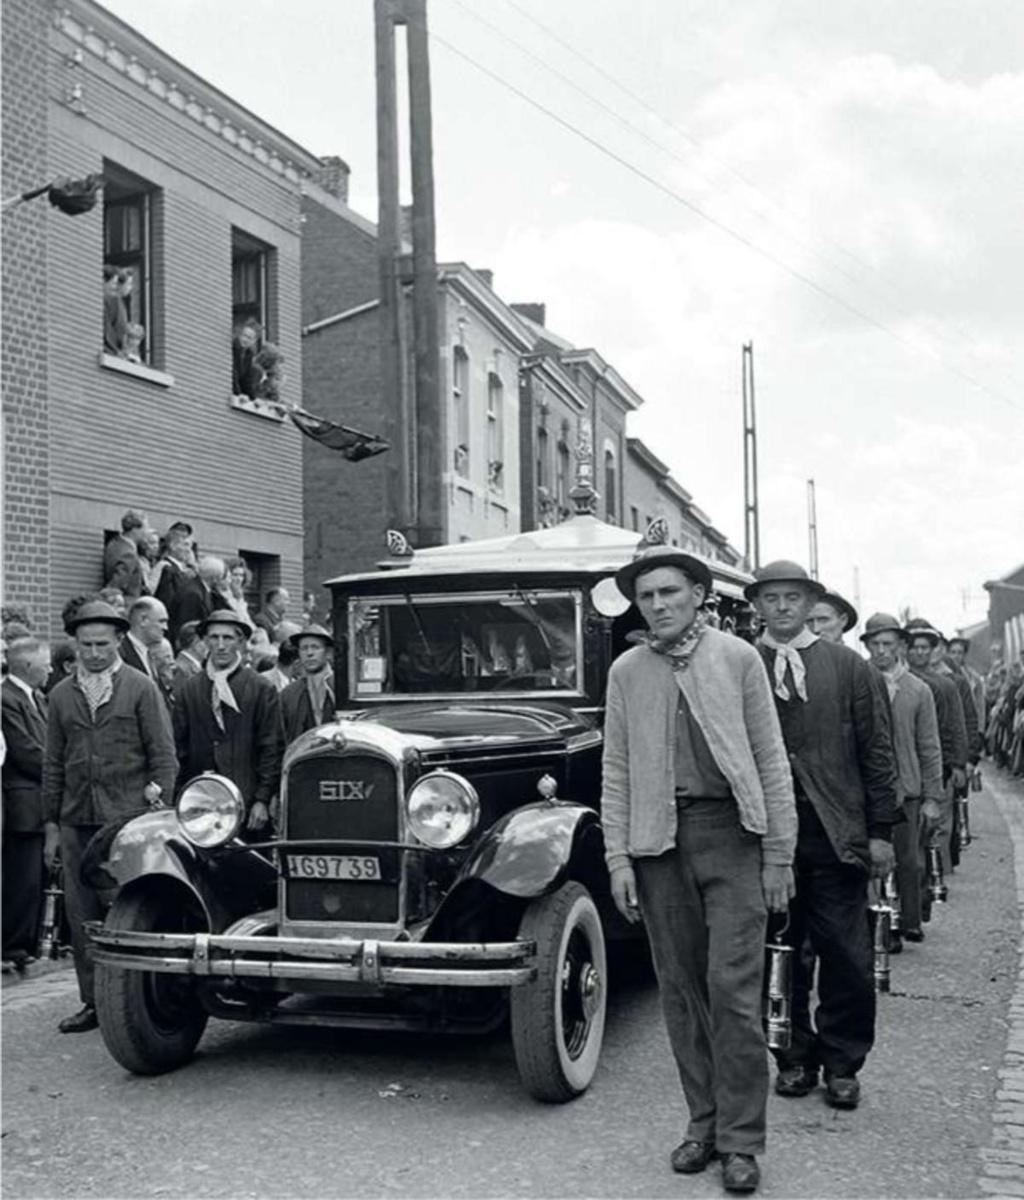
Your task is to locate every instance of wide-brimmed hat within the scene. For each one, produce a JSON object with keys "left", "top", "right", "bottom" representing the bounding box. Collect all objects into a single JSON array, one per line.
[
  {"left": 743, "top": 560, "right": 826, "bottom": 602},
  {"left": 859, "top": 612, "right": 907, "bottom": 644},
  {"left": 903, "top": 617, "right": 942, "bottom": 646},
  {"left": 65, "top": 599, "right": 129, "bottom": 635},
  {"left": 818, "top": 589, "right": 858, "bottom": 631},
  {"left": 947, "top": 635, "right": 971, "bottom": 651},
  {"left": 197, "top": 608, "right": 253, "bottom": 639},
  {"left": 286, "top": 623, "right": 334, "bottom": 650},
  {"left": 615, "top": 545, "right": 714, "bottom": 603}
]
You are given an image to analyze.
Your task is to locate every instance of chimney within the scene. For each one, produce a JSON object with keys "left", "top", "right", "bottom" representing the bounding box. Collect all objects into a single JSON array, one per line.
[
  {"left": 474, "top": 268, "right": 494, "bottom": 289},
  {"left": 400, "top": 203, "right": 414, "bottom": 247},
  {"left": 316, "top": 155, "right": 351, "bottom": 204},
  {"left": 512, "top": 302, "right": 546, "bottom": 327}
]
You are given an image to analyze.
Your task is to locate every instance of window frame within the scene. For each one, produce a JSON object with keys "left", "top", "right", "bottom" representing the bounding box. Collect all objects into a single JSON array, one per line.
[
  {"left": 103, "top": 163, "right": 157, "bottom": 366},
  {"left": 452, "top": 345, "right": 470, "bottom": 477}
]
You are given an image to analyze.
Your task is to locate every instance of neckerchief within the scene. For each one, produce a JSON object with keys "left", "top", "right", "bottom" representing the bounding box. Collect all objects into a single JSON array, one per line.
[
  {"left": 641, "top": 610, "right": 711, "bottom": 672},
  {"left": 76, "top": 656, "right": 123, "bottom": 719},
  {"left": 206, "top": 655, "right": 243, "bottom": 732},
  {"left": 305, "top": 667, "right": 335, "bottom": 721},
  {"left": 881, "top": 659, "right": 908, "bottom": 702},
  {"left": 761, "top": 627, "right": 818, "bottom": 702}
]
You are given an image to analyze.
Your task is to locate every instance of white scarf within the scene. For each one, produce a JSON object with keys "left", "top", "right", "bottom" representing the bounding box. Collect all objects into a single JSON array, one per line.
[
  {"left": 881, "top": 659, "right": 908, "bottom": 702},
  {"left": 76, "top": 656, "right": 123, "bottom": 719},
  {"left": 206, "top": 655, "right": 242, "bottom": 732},
  {"left": 761, "top": 627, "right": 818, "bottom": 702}
]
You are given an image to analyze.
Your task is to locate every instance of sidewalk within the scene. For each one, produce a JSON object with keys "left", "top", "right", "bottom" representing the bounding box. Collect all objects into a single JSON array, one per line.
[{"left": 981, "top": 767, "right": 1024, "bottom": 1198}]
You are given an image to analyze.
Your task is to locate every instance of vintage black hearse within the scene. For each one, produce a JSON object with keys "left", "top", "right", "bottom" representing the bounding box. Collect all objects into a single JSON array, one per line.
[{"left": 87, "top": 512, "right": 754, "bottom": 1101}]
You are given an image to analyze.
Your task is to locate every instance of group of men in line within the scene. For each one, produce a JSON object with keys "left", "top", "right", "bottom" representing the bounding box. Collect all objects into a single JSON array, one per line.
[
  {"left": 603, "top": 547, "right": 983, "bottom": 1194},
  {"left": 1, "top": 598, "right": 338, "bottom": 1036}
]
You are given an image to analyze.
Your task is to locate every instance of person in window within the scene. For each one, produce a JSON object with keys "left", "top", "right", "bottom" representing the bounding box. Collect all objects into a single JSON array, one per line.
[
  {"left": 103, "top": 265, "right": 127, "bottom": 356},
  {"left": 232, "top": 319, "right": 264, "bottom": 399},
  {"left": 224, "top": 557, "right": 254, "bottom": 626}
]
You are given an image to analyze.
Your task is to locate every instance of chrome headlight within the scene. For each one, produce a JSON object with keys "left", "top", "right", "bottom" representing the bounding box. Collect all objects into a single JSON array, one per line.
[
  {"left": 406, "top": 770, "right": 480, "bottom": 849},
  {"left": 176, "top": 774, "right": 244, "bottom": 848}
]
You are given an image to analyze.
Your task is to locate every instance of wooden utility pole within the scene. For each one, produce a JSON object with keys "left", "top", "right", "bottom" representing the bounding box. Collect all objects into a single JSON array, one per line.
[
  {"left": 374, "top": 0, "right": 443, "bottom": 546},
  {"left": 807, "top": 478, "right": 819, "bottom": 580},
  {"left": 741, "top": 342, "right": 760, "bottom": 570}
]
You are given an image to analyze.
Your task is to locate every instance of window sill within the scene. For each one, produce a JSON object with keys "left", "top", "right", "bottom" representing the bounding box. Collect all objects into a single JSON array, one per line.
[
  {"left": 98, "top": 353, "right": 174, "bottom": 388},
  {"left": 228, "top": 394, "right": 286, "bottom": 423}
]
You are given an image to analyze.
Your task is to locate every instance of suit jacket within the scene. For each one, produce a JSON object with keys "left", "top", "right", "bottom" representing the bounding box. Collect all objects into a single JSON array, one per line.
[
  {"left": 43, "top": 667, "right": 177, "bottom": 826},
  {"left": 280, "top": 674, "right": 335, "bottom": 745},
  {"left": 759, "top": 639, "right": 898, "bottom": 870},
  {"left": 103, "top": 533, "right": 145, "bottom": 599},
  {"left": 174, "top": 666, "right": 282, "bottom": 809},
  {"left": 175, "top": 579, "right": 231, "bottom": 632},
  {"left": 155, "top": 558, "right": 192, "bottom": 641},
  {"left": 120, "top": 635, "right": 152, "bottom": 678},
  {"left": 2, "top": 679, "right": 48, "bottom": 832}
]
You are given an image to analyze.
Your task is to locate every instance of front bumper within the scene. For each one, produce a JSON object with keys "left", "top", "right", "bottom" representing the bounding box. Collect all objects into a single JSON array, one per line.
[{"left": 84, "top": 923, "right": 536, "bottom": 987}]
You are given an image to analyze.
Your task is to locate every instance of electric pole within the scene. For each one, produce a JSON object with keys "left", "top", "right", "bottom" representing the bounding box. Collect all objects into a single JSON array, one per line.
[
  {"left": 741, "top": 342, "right": 760, "bottom": 570},
  {"left": 807, "top": 478, "right": 819, "bottom": 580}
]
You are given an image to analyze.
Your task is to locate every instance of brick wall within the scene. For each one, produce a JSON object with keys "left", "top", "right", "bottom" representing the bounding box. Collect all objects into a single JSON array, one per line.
[{"left": 2, "top": 0, "right": 51, "bottom": 629}]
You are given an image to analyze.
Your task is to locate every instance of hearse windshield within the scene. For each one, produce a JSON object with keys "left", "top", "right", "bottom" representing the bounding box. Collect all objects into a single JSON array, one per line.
[{"left": 349, "top": 588, "right": 583, "bottom": 699}]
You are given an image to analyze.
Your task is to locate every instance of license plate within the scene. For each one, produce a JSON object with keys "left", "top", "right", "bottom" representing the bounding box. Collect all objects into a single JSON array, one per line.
[{"left": 286, "top": 854, "right": 381, "bottom": 881}]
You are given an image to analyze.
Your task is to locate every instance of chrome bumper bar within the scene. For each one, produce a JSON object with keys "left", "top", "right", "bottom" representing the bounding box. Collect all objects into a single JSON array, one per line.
[{"left": 84, "top": 924, "right": 536, "bottom": 987}]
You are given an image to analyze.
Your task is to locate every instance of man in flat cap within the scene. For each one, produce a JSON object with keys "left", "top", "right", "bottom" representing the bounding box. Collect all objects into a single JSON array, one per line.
[
  {"left": 280, "top": 626, "right": 335, "bottom": 745},
  {"left": 748, "top": 561, "right": 897, "bottom": 1111},
  {"left": 861, "top": 614, "right": 943, "bottom": 941},
  {"left": 173, "top": 610, "right": 281, "bottom": 839},
  {"left": 603, "top": 542, "right": 796, "bottom": 1194},
  {"left": 42, "top": 601, "right": 176, "bottom": 1033}
]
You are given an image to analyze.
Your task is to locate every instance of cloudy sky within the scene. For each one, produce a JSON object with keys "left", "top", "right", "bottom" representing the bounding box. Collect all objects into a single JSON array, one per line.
[{"left": 105, "top": 0, "right": 1023, "bottom": 635}]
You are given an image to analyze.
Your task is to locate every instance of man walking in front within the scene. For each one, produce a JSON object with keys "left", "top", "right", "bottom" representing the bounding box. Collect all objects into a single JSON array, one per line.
[
  {"left": 42, "top": 601, "right": 176, "bottom": 1033},
  {"left": 748, "top": 561, "right": 897, "bottom": 1111},
  {"left": 603, "top": 543, "right": 796, "bottom": 1194}
]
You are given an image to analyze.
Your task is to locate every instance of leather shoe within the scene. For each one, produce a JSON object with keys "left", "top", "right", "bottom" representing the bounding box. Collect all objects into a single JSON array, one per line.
[
  {"left": 775, "top": 1064, "right": 817, "bottom": 1097},
  {"left": 721, "top": 1153, "right": 760, "bottom": 1194},
  {"left": 904, "top": 928, "right": 925, "bottom": 943},
  {"left": 59, "top": 1005, "right": 98, "bottom": 1034},
  {"left": 670, "top": 1140, "right": 717, "bottom": 1174},
  {"left": 825, "top": 1074, "right": 860, "bottom": 1109}
]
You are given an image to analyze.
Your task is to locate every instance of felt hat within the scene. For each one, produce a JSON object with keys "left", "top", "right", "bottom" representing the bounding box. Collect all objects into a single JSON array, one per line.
[
  {"left": 819, "top": 589, "right": 859, "bottom": 631},
  {"left": 286, "top": 623, "right": 334, "bottom": 650},
  {"left": 197, "top": 608, "right": 253, "bottom": 639},
  {"left": 615, "top": 544, "right": 713, "bottom": 603},
  {"left": 743, "top": 560, "right": 826, "bottom": 602},
  {"left": 859, "top": 612, "right": 907, "bottom": 644},
  {"left": 65, "top": 600, "right": 129, "bottom": 635},
  {"left": 947, "top": 635, "right": 971, "bottom": 651},
  {"left": 903, "top": 617, "right": 942, "bottom": 646}
]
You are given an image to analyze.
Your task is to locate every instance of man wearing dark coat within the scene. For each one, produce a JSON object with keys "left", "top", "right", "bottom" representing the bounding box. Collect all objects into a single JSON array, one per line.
[
  {"left": 280, "top": 626, "right": 335, "bottom": 745},
  {"left": 749, "top": 561, "right": 897, "bottom": 1112},
  {"left": 103, "top": 509, "right": 149, "bottom": 601},
  {"left": 43, "top": 602, "right": 177, "bottom": 1033},
  {"left": 2, "top": 637, "right": 51, "bottom": 968},
  {"left": 173, "top": 610, "right": 281, "bottom": 840}
]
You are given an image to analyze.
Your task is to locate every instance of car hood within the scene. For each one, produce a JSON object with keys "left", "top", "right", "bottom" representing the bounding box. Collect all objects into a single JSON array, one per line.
[{"left": 355, "top": 701, "right": 592, "bottom": 752}]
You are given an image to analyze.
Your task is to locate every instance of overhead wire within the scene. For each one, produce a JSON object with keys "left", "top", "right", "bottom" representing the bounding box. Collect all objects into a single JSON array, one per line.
[{"left": 427, "top": 27, "right": 1020, "bottom": 412}]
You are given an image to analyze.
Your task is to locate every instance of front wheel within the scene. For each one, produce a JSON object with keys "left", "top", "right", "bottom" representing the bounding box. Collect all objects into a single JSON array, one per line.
[
  {"left": 95, "top": 889, "right": 208, "bottom": 1075},
  {"left": 510, "top": 881, "right": 607, "bottom": 1102}
]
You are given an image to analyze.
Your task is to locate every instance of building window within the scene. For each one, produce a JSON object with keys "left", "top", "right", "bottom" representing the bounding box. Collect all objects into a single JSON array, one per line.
[
  {"left": 103, "top": 163, "right": 157, "bottom": 365},
  {"left": 556, "top": 438, "right": 571, "bottom": 514},
  {"left": 487, "top": 371, "right": 504, "bottom": 493},
  {"left": 604, "top": 446, "right": 617, "bottom": 523},
  {"left": 536, "top": 425, "right": 549, "bottom": 490},
  {"left": 630, "top": 506, "right": 639, "bottom": 532},
  {"left": 453, "top": 346, "right": 470, "bottom": 476},
  {"left": 231, "top": 229, "right": 280, "bottom": 403}
]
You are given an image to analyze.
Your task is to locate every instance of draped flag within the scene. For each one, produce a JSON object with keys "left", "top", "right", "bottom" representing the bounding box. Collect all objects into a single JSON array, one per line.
[{"left": 287, "top": 407, "right": 390, "bottom": 462}]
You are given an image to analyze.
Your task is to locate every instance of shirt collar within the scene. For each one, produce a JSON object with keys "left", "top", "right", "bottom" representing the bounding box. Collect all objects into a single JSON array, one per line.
[{"left": 7, "top": 673, "right": 36, "bottom": 699}]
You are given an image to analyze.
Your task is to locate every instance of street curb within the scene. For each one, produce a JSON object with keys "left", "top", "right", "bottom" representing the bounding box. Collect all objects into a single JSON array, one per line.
[{"left": 980, "top": 769, "right": 1024, "bottom": 1199}]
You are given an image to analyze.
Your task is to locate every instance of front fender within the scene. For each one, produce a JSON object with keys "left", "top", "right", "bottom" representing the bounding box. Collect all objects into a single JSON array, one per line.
[
  {"left": 456, "top": 799, "right": 602, "bottom": 899},
  {"left": 84, "top": 811, "right": 275, "bottom": 930}
]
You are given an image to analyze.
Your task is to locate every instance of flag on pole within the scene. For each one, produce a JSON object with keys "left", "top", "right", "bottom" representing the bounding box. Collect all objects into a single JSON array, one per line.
[{"left": 287, "top": 407, "right": 390, "bottom": 462}]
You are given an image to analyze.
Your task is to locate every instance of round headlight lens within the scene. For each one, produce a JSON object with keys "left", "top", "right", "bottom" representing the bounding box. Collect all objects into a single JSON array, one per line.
[
  {"left": 406, "top": 771, "right": 480, "bottom": 849},
  {"left": 176, "top": 774, "right": 244, "bottom": 848}
]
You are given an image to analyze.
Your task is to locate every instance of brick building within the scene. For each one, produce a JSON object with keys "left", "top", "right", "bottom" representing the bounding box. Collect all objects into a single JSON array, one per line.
[{"left": 2, "top": 0, "right": 324, "bottom": 632}]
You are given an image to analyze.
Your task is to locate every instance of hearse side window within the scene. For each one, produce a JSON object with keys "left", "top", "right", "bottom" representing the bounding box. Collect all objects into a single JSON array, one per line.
[{"left": 350, "top": 590, "right": 582, "bottom": 698}]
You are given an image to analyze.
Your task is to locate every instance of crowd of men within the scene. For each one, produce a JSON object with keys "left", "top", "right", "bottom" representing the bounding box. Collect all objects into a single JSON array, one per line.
[
  {"left": 0, "top": 510, "right": 338, "bottom": 1033},
  {"left": 603, "top": 549, "right": 1015, "bottom": 1194}
]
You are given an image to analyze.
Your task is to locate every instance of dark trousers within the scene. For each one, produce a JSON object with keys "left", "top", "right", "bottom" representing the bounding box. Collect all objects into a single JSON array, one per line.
[
  {"left": 634, "top": 799, "right": 768, "bottom": 1156},
  {"left": 892, "top": 798, "right": 924, "bottom": 934},
  {"left": 2, "top": 831, "right": 44, "bottom": 958},
  {"left": 773, "top": 802, "right": 874, "bottom": 1079},
  {"left": 60, "top": 824, "right": 104, "bottom": 1006}
]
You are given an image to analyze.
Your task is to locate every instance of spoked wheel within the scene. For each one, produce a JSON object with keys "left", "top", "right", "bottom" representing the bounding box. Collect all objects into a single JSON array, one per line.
[
  {"left": 510, "top": 881, "right": 607, "bottom": 1102},
  {"left": 95, "top": 889, "right": 208, "bottom": 1075}
]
